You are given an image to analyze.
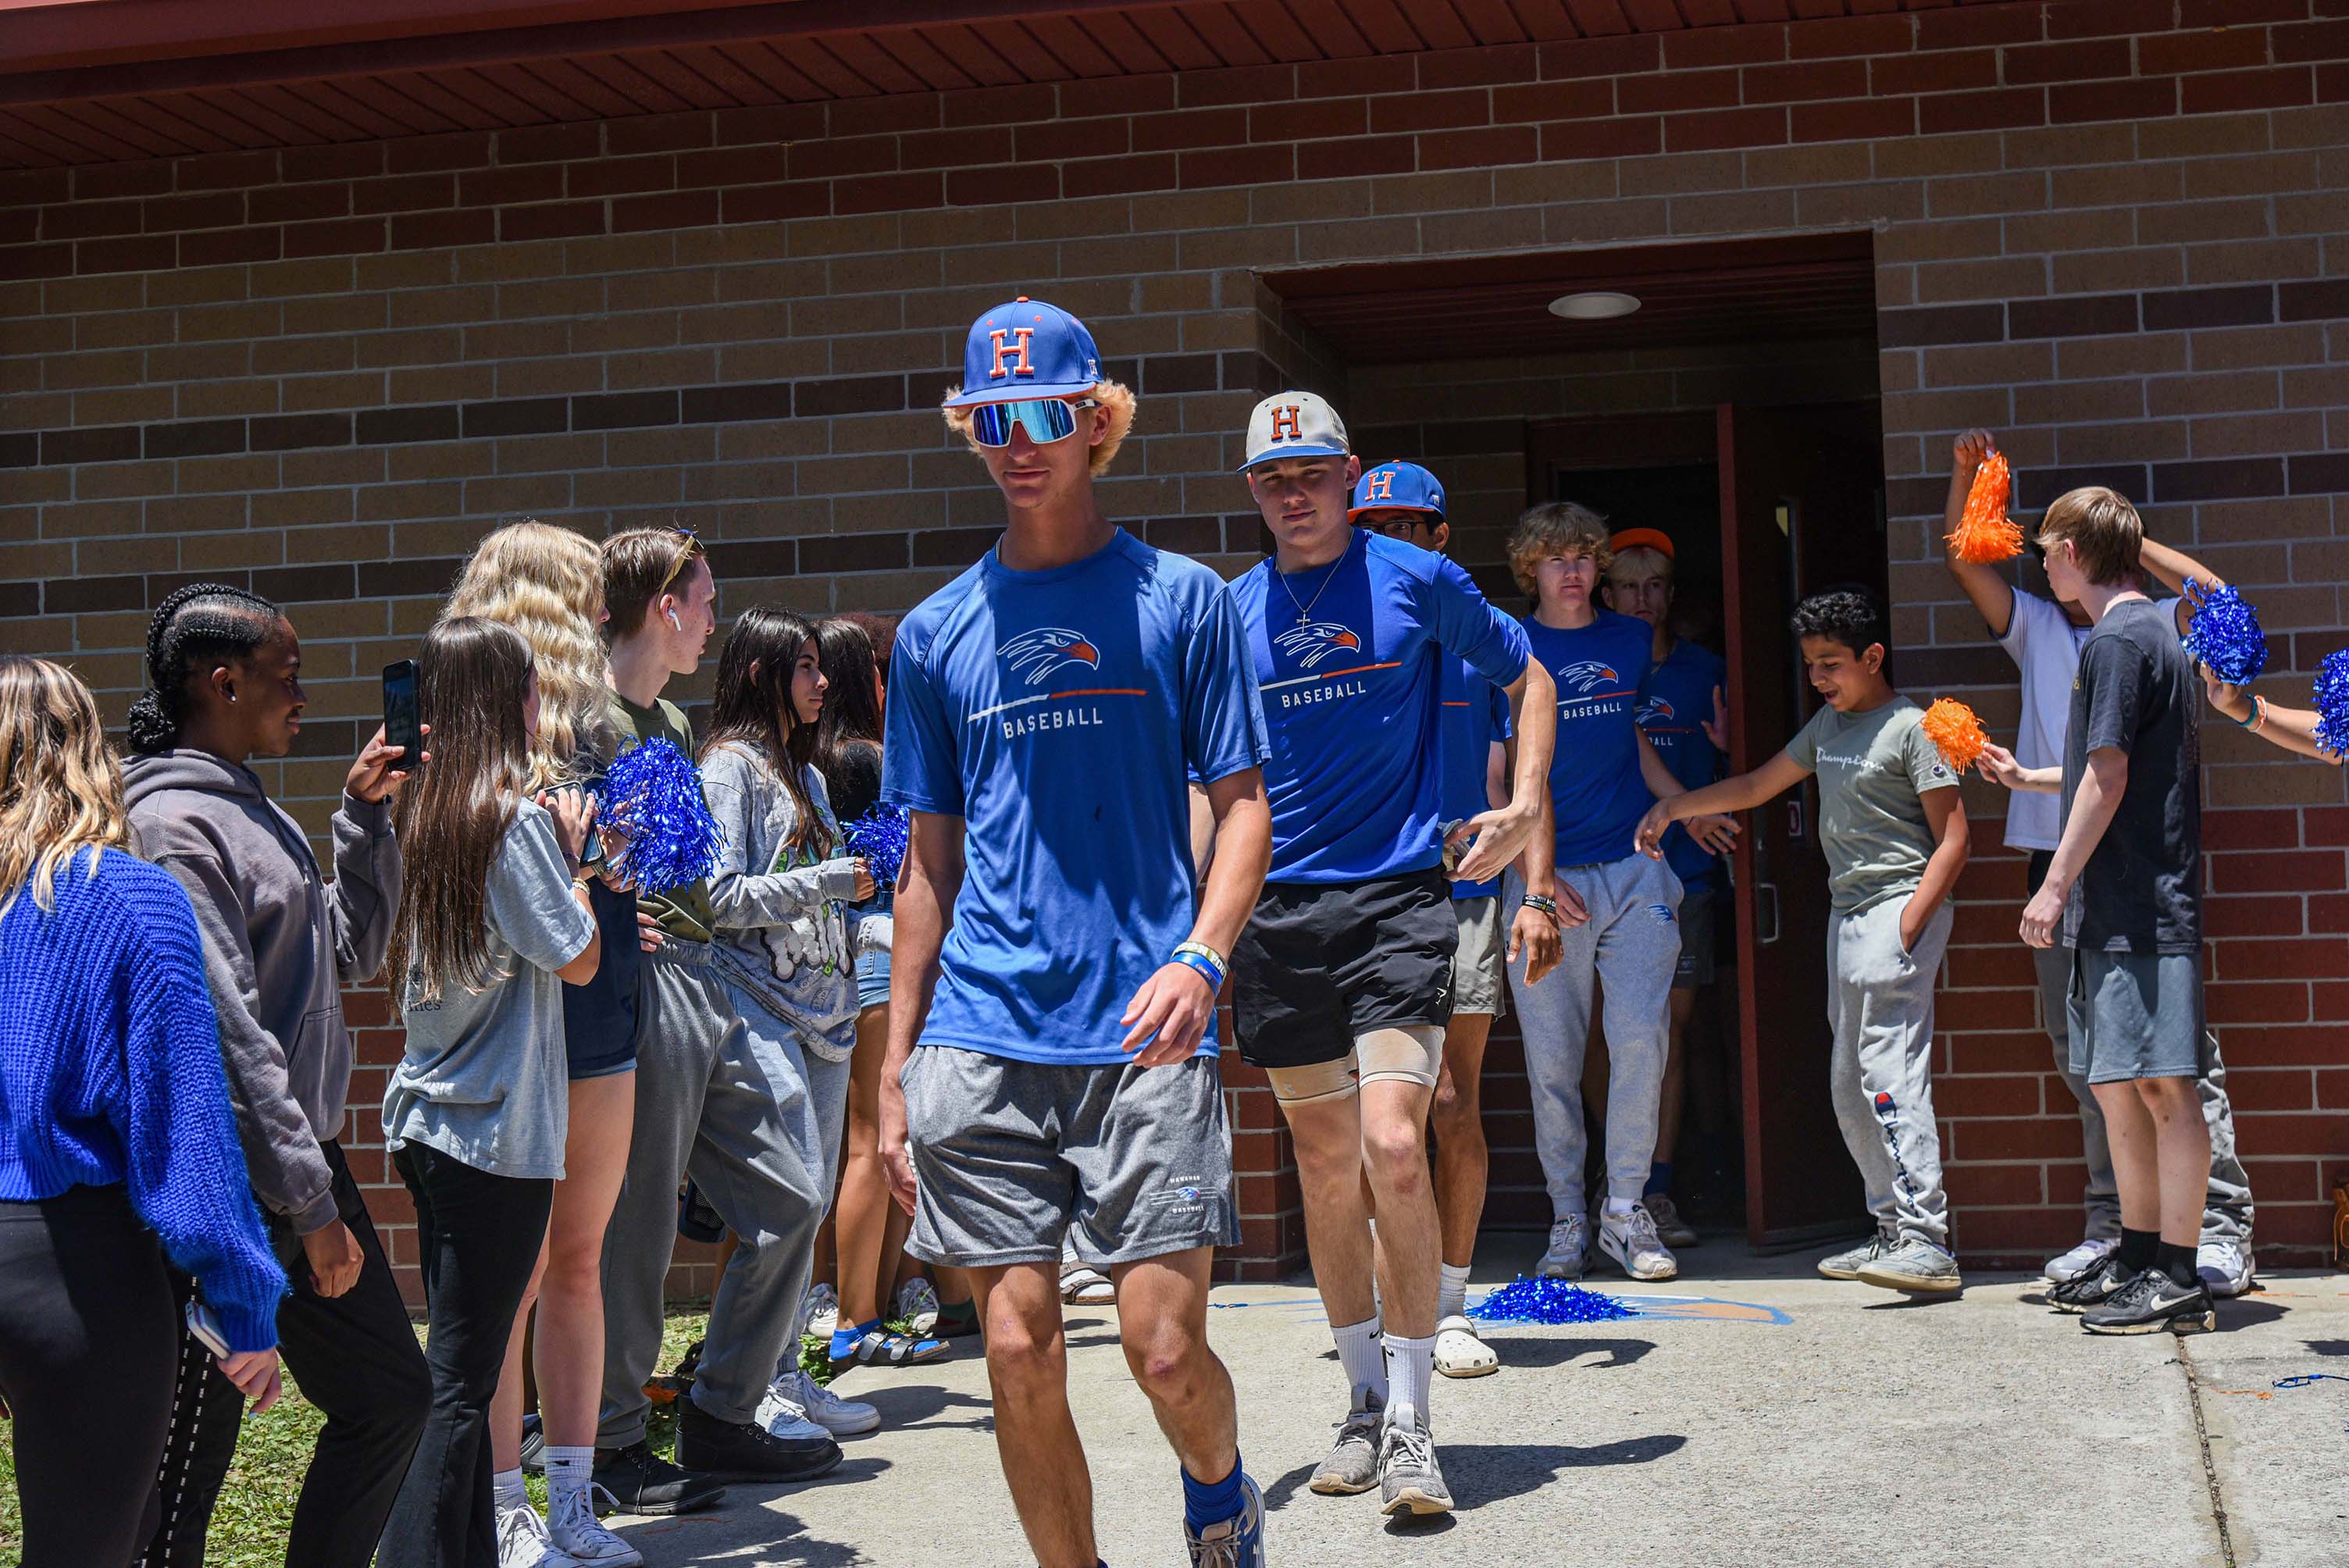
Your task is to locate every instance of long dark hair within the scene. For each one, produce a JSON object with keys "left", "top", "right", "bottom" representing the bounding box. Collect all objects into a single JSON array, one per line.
[
  {"left": 125, "top": 583, "right": 285, "bottom": 755},
  {"left": 812, "top": 615, "right": 889, "bottom": 802},
  {"left": 390, "top": 617, "right": 536, "bottom": 1006},
  {"left": 701, "top": 608, "right": 829, "bottom": 858}
]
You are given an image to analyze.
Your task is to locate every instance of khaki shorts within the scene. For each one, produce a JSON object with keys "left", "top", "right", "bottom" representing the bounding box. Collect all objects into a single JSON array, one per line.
[{"left": 1450, "top": 894, "right": 1509, "bottom": 1017}]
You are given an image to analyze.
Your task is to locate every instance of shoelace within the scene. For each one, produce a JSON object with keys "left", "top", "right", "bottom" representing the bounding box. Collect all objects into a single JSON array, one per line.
[
  {"left": 1189, "top": 1504, "right": 1253, "bottom": 1568},
  {"left": 1384, "top": 1420, "right": 1436, "bottom": 1476},
  {"left": 551, "top": 1483, "right": 635, "bottom": 1560},
  {"left": 1621, "top": 1208, "right": 1663, "bottom": 1253}
]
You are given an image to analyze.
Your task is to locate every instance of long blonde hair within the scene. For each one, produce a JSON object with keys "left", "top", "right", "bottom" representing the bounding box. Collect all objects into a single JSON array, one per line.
[
  {"left": 0, "top": 656, "right": 128, "bottom": 914},
  {"left": 444, "top": 521, "right": 615, "bottom": 791}
]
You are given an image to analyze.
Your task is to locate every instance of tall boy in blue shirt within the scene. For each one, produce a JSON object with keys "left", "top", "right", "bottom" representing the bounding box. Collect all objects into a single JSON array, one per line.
[{"left": 877, "top": 299, "right": 1275, "bottom": 1568}]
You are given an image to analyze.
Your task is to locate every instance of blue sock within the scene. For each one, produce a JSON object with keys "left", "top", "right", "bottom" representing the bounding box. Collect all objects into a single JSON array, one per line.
[
  {"left": 829, "top": 1318, "right": 881, "bottom": 1360},
  {"left": 1182, "top": 1455, "right": 1244, "bottom": 1533},
  {"left": 1645, "top": 1160, "right": 1674, "bottom": 1198}
]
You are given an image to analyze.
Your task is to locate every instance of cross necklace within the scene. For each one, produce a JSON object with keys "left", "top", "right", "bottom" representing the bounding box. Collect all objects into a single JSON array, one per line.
[{"left": 1276, "top": 536, "right": 1350, "bottom": 625}]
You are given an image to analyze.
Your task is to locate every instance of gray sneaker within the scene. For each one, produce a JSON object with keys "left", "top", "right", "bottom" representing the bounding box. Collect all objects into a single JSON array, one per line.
[
  {"left": 1376, "top": 1410, "right": 1452, "bottom": 1517},
  {"left": 1308, "top": 1392, "right": 1381, "bottom": 1496},
  {"left": 1816, "top": 1231, "right": 1891, "bottom": 1281},
  {"left": 1645, "top": 1192, "right": 1699, "bottom": 1249},
  {"left": 1855, "top": 1238, "right": 1962, "bottom": 1294}
]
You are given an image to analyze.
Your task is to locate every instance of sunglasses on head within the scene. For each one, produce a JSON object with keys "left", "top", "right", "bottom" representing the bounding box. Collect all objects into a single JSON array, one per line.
[{"left": 969, "top": 397, "right": 1097, "bottom": 448}]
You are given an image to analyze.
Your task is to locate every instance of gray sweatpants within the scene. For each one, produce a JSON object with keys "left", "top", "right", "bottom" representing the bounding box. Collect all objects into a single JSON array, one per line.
[
  {"left": 1503, "top": 854, "right": 1681, "bottom": 1219},
  {"left": 729, "top": 980, "right": 854, "bottom": 1381},
  {"left": 1827, "top": 896, "right": 1952, "bottom": 1252},
  {"left": 2033, "top": 943, "right": 2252, "bottom": 1246},
  {"left": 597, "top": 941, "right": 828, "bottom": 1446}
]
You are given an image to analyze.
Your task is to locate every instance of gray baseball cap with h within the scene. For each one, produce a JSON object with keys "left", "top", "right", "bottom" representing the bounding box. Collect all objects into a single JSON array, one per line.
[{"left": 1238, "top": 390, "right": 1350, "bottom": 472}]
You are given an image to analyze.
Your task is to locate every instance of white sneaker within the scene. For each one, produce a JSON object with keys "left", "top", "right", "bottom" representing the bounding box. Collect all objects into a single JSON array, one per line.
[
  {"left": 767, "top": 1367, "right": 880, "bottom": 1437},
  {"left": 895, "top": 1276, "right": 941, "bottom": 1335},
  {"left": 750, "top": 1381, "right": 832, "bottom": 1444},
  {"left": 497, "top": 1502, "right": 580, "bottom": 1568},
  {"left": 2045, "top": 1235, "right": 2117, "bottom": 1285},
  {"left": 546, "top": 1485, "right": 642, "bottom": 1568},
  {"left": 799, "top": 1282, "right": 839, "bottom": 1339},
  {"left": 1537, "top": 1214, "right": 1588, "bottom": 1279},
  {"left": 1596, "top": 1203, "right": 1679, "bottom": 1281},
  {"left": 2197, "top": 1239, "right": 2255, "bottom": 1298}
]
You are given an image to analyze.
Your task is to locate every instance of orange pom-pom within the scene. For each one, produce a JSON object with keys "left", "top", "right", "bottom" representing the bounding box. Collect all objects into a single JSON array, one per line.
[
  {"left": 1947, "top": 451, "right": 2022, "bottom": 564},
  {"left": 1920, "top": 699, "right": 1987, "bottom": 774}
]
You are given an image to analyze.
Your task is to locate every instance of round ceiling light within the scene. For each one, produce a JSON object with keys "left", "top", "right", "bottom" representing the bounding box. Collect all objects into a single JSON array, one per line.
[{"left": 1547, "top": 290, "right": 1642, "bottom": 320}]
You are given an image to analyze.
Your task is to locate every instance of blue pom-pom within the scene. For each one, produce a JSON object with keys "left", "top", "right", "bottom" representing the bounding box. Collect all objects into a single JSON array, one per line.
[
  {"left": 598, "top": 739, "right": 722, "bottom": 896},
  {"left": 2180, "top": 582, "right": 2269, "bottom": 686},
  {"left": 842, "top": 804, "right": 910, "bottom": 891},
  {"left": 2314, "top": 648, "right": 2349, "bottom": 761},
  {"left": 1469, "top": 1275, "right": 1634, "bottom": 1324}
]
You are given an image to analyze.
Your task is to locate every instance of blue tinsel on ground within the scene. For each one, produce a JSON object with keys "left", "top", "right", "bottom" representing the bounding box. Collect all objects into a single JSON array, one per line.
[
  {"left": 598, "top": 739, "right": 722, "bottom": 895},
  {"left": 842, "top": 804, "right": 910, "bottom": 890},
  {"left": 2314, "top": 649, "right": 2349, "bottom": 761},
  {"left": 2181, "top": 582, "right": 2269, "bottom": 686},
  {"left": 1470, "top": 1276, "right": 1635, "bottom": 1324}
]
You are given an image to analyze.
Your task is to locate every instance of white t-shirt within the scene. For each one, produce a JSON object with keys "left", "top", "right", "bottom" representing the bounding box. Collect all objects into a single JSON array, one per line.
[{"left": 1995, "top": 587, "right": 2181, "bottom": 853}]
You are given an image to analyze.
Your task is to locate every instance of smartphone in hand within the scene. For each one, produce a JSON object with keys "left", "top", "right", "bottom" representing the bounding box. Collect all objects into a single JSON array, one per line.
[
  {"left": 381, "top": 659, "right": 422, "bottom": 771},
  {"left": 185, "top": 1299, "right": 230, "bottom": 1358}
]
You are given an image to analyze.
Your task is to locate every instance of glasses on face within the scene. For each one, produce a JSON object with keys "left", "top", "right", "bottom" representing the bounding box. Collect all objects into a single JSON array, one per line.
[{"left": 969, "top": 397, "right": 1097, "bottom": 448}]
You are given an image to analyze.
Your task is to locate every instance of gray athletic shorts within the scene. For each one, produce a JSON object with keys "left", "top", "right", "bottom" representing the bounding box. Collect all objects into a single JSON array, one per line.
[
  {"left": 901, "top": 1045, "right": 1239, "bottom": 1270},
  {"left": 1451, "top": 894, "right": 1509, "bottom": 1018},
  {"left": 1672, "top": 889, "right": 1717, "bottom": 990},
  {"left": 2068, "top": 948, "right": 2209, "bottom": 1085}
]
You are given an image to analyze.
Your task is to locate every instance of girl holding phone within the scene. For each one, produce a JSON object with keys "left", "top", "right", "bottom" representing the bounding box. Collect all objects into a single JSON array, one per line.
[
  {"left": 379, "top": 618, "right": 601, "bottom": 1568},
  {"left": 0, "top": 656, "right": 286, "bottom": 1566}
]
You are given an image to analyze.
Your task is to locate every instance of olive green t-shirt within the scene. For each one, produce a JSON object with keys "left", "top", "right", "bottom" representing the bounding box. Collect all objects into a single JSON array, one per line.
[
  {"left": 609, "top": 692, "right": 718, "bottom": 943},
  {"left": 1783, "top": 696, "right": 1959, "bottom": 914}
]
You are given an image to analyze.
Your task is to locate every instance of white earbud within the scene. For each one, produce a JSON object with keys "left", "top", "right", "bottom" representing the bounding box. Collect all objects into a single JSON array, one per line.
[{"left": 666, "top": 608, "right": 684, "bottom": 632}]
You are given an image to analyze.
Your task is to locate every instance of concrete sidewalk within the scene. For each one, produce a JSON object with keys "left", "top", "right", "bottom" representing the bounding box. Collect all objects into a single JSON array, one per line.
[{"left": 611, "top": 1245, "right": 2347, "bottom": 1567}]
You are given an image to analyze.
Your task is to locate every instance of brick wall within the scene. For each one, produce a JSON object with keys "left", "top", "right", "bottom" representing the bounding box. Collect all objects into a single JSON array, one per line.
[{"left": 4, "top": 0, "right": 2346, "bottom": 1278}]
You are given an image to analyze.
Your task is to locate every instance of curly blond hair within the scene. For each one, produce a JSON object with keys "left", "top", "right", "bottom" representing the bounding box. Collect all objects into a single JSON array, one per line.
[
  {"left": 939, "top": 381, "right": 1137, "bottom": 476},
  {"left": 1506, "top": 501, "right": 1614, "bottom": 598},
  {"left": 0, "top": 656, "right": 127, "bottom": 916},
  {"left": 444, "top": 521, "right": 617, "bottom": 789}
]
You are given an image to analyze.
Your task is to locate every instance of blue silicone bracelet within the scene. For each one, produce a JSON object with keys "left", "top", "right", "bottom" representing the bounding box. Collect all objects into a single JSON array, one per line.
[{"left": 1171, "top": 950, "right": 1225, "bottom": 992}]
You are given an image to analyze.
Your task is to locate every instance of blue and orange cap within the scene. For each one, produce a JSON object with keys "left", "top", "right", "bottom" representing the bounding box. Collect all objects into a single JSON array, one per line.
[
  {"left": 943, "top": 297, "right": 1103, "bottom": 408},
  {"left": 1349, "top": 461, "right": 1445, "bottom": 521}
]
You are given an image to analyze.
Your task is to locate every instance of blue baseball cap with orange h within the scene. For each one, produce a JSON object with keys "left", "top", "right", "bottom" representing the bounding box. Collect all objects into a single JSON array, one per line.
[
  {"left": 1349, "top": 461, "right": 1445, "bottom": 520},
  {"left": 943, "top": 297, "right": 1103, "bottom": 408}
]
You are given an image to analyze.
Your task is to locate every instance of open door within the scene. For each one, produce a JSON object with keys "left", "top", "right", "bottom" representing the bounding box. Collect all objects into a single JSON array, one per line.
[{"left": 1717, "top": 402, "right": 1889, "bottom": 1249}]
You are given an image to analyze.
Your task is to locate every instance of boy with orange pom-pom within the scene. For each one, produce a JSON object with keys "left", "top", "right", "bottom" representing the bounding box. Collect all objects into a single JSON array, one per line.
[
  {"left": 1636, "top": 588, "right": 1969, "bottom": 1293},
  {"left": 1940, "top": 431, "right": 2255, "bottom": 1302}
]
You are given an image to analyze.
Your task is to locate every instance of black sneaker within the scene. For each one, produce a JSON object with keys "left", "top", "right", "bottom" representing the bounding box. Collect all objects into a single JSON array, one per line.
[
  {"left": 2082, "top": 1270, "right": 2215, "bottom": 1336},
  {"left": 519, "top": 1412, "right": 545, "bottom": 1475},
  {"left": 2049, "top": 1255, "right": 2136, "bottom": 1315},
  {"left": 591, "top": 1440, "right": 727, "bottom": 1516},
  {"left": 675, "top": 1399, "right": 843, "bottom": 1484}
]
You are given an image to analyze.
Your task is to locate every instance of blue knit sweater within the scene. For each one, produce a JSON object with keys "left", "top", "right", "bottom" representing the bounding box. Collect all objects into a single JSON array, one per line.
[{"left": 1, "top": 847, "right": 287, "bottom": 1352}]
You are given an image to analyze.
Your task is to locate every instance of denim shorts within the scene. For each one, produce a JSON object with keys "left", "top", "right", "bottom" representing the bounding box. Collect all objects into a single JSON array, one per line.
[{"left": 853, "top": 893, "right": 893, "bottom": 1010}]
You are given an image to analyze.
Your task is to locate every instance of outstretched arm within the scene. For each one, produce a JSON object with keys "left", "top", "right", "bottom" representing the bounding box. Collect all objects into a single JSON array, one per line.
[
  {"left": 2140, "top": 536, "right": 2224, "bottom": 640},
  {"left": 2200, "top": 666, "right": 2343, "bottom": 766},
  {"left": 1634, "top": 748, "right": 1811, "bottom": 859}
]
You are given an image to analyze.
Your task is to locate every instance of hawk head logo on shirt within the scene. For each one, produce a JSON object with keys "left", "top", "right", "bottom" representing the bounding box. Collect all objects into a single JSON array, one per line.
[
  {"left": 1636, "top": 696, "right": 1675, "bottom": 725},
  {"left": 1273, "top": 621, "right": 1363, "bottom": 669},
  {"left": 1556, "top": 661, "right": 1622, "bottom": 695},
  {"left": 998, "top": 627, "right": 1100, "bottom": 686}
]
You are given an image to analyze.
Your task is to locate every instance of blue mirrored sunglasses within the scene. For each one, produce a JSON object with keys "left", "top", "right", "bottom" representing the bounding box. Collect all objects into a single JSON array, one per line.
[{"left": 969, "top": 397, "right": 1096, "bottom": 448}]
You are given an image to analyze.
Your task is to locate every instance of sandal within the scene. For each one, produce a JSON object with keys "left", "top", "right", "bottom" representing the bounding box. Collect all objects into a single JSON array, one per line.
[
  {"left": 828, "top": 1320, "right": 950, "bottom": 1376},
  {"left": 1433, "top": 1314, "right": 1499, "bottom": 1379},
  {"left": 1060, "top": 1263, "right": 1116, "bottom": 1306}
]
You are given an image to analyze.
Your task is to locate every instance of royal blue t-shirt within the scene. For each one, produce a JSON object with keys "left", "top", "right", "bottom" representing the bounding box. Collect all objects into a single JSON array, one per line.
[
  {"left": 1637, "top": 638, "right": 1728, "bottom": 893},
  {"left": 1527, "top": 608, "right": 1654, "bottom": 868},
  {"left": 1441, "top": 657, "right": 1512, "bottom": 900},
  {"left": 882, "top": 529, "right": 1269, "bottom": 1065},
  {"left": 1232, "top": 530, "right": 1529, "bottom": 885}
]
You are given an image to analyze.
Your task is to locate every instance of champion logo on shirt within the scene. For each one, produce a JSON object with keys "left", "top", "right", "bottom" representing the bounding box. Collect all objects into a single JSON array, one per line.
[
  {"left": 1556, "top": 660, "right": 1625, "bottom": 697},
  {"left": 999, "top": 626, "right": 1100, "bottom": 685},
  {"left": 1273, "top": 619, "right": 1363, "bottom": 669}
]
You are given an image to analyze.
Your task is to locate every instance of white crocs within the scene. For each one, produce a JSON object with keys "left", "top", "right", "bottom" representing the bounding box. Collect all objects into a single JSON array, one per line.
[{"left": 1432, "top": 1313, "right": 1497, "bottom": 1379}]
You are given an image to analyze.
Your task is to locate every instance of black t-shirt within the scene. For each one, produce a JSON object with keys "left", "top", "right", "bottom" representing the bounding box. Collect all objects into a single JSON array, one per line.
[
  {"left": 823, "top": 738, "right": 884, "bottom": 827},
  {"left": 2061, "top": 596, "right": 2201, "bottom": 953}
]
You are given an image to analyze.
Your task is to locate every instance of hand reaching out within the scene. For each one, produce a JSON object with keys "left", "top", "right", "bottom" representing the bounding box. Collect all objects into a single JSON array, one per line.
[{"left": 1702, "top": 686, "right": 1730, "bottom": 754}]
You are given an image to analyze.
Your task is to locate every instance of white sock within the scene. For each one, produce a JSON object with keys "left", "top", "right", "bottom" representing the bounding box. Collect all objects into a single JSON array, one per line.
[
  {"left": 1383, "top": 1331, "right": 1436, "bottom": 1427},
  {"left": 1332, "top": 1313, "right": 1387, "bottom": 1409},
  {"left": 493, "top": 1466, "right": 529, "bottom": 1514},
  {"left": 1603, "top": 1196, "right": 1638, "bottom": 1221},
  {"left": 1437, "top": 1262, "right": 1470, "bottom": 1322},
  {"left": 544, "top": 1445, "right": 593, "bottom": 1507}
]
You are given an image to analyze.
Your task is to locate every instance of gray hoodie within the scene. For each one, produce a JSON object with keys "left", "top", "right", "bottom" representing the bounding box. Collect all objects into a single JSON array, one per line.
[
  {"left": 124, "top": 750, "right": 400, "bottom": 1236},
  {"left": 700, "top": 740, "right": 861, "bottom": 1060}
]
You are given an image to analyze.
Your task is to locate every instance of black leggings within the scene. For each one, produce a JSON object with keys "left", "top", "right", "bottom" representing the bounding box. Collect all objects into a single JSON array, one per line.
[
  {"left": 141, "top": 1140, "right": 433, "bottom": 1568},
  {"left": 378, "top": 1142, "right": 553, "bottom": 1568},
  {"left": 0, "top": 1183, "right": 179, "bottom": 1566}
]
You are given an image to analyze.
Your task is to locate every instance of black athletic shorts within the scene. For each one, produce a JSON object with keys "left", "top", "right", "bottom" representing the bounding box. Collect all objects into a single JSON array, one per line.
[{"left": 1232, "top": 868, "right": 1455, "bottom": 1070}]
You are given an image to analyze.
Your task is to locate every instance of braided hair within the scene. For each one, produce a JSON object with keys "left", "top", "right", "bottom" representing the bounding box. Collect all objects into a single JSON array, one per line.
[{"left": 124, "top": 583, "right": 285, "bottom": 755}]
